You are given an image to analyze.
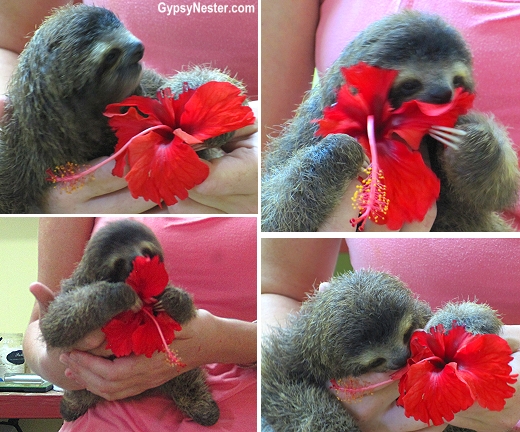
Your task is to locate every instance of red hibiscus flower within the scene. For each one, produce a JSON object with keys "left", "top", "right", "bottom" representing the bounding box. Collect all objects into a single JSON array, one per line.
[
  {"left": 47, "top": 81, "right": 255, "bottom": 206},
  {"left": 102, "top": 255, "right": 183, "bottom": 366},
  {"left": 397, "top": 324, "right": 517, "bottom": 426},
  {"left": 315, "top": 62, "right": 474, "bottom": 230}
]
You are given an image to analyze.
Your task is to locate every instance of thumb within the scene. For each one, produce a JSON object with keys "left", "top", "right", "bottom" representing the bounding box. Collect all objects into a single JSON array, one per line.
[
  {"left": 29, "top": 282, "right": 55, "bottom": 317},
  {"left": 0, "top": 95, "right": 7, "bottom": 119}
]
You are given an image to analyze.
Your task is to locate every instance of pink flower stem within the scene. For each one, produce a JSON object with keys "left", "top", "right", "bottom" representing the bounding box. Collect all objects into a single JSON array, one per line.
[
  {"left": 330, "top": 366, "right": 408, "bottom": 399},
  {"left": 141, "top": 307, "right": 185, "bottom": 368},
  {"left": 350, "top": 115, "right": 379, "bottom": 230},
  {"left": 47, "top": 125, "right": 171, "bottom": 183}
]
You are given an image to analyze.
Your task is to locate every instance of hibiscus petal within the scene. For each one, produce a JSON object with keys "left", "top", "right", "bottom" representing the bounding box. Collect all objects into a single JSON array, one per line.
[
  {"left": 454, "top": 333, "right": 517, "bottom": 411},
  {"left": 131, "top": 310, "right": 181, "bottom": 358},
  {"left": 180, "top": 81, "right": 255, "bottom": 141},
  {"left": 375, "top": 141, "right": 440, "bottom": 230},
  {"left": 315, "top": 64, "right": 397, "bottom": 138},
  {"left": 390, "top": 88, "right": 475, "bottom": 150},
  {"left": 124, "top": 132, "right": 209, "bottom": 206},
  {"left": 106, "top": 94, "right": 175, "bottom": 126},
  {"left": 409, "top": 329, "right": 442, "bottom": 362},
  {"left": 131, "top": 312, "right": 164, "bottom": 358},
  {"left": 126, "top": 255, "right": 169, "bottom": 299},
  {"left": 340, "top": 63, "right": 398, "bottom": 121},
  {"left": 102, "top": 310, "right": 142, "bottom": 357},
  {"left": 399, "top": 360, "right": 474, "bottom": 426}
]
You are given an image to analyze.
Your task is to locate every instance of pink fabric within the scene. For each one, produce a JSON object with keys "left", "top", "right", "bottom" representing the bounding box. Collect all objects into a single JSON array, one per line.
[
  {"left": 316, "top": 0, "right": 520, "bottom": 227},
  {"left": 346, "top": 238, "right": 520, "bottom": 324},
  {"left": 60, "top": 216, "right": 257, "bottom": 432},
  {"left": 84, "top": 0, "right": 258, "bottom": 99}
]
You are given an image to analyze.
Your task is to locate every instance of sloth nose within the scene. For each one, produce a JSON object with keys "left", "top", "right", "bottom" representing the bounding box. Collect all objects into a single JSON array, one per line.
[
  {"left": 429, "top": 86, "right": 453, "bottom": 104},
  {"left": 128, "top": 41, "right": 144, "bottom": 63}
]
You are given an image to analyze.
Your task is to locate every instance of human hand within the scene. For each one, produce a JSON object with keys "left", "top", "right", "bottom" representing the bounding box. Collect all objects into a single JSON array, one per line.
[
  {"left": 333, "top": 372, "right": 444, "bottom": 432},
  {"left": 319, "top": 178, "right": 437, "bottom": 232},
  {"left": 168, "top": 100, "right": 259, "bottom": 214},
  {"left": 0, "top": 94, "right": 6, "bottom": 119},
  {"left": 43, "top": 157, "right": 161, "bottom": 214},
  {"left": 29, "top": 281, "right": 56, "bottom": 317},
  {"left": 446, "top": 326, "right": 520, "bottom": 432},
  {"left": 59, "top": 309, "right": 221, "bottom": 401}
]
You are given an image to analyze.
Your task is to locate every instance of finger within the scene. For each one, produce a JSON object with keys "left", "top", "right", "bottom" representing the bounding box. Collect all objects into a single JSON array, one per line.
[
  {"left": 318, "top": 282, "right": 331, "bottom": 292},
  {"left": 500, "top": 326, "right": 520, "bottom": 352},
  {"left": 363, "top": 219, "right": 400, "bottom": 232},
  {"left": 0, "top": 94, "right": 7, "bottom": 118},
  {"left": 399, "top": 202, "right": 437, "bottom": 232},
  {"left": 223, "top": 131, "right": 258, "bottom": 152},
  {"left": 72, "top": 330, "right": 107, "bottom": 352},
  {"left": 29, "top": 282, "right": 56, "bottom": 317},
  {"left": 319, "top": 179, "right": 362, "bottom": 232},
  {"left": 224, "top": 99, "right": 259, "bottom": 150},
  {"left": 194, "top": 146, "right": 258, "bottom": 196},
  {"left": 167, "top": 197, "right": 226, "bottom": 214},
  {"left": 229, "top": 123, "right": 258, "bottom": 142},
  {"left": 60, "top": 351, "right": 131, "bottom": 399},
  {"left": 45, "top": 158, "right": 158, "bottom": 213}
]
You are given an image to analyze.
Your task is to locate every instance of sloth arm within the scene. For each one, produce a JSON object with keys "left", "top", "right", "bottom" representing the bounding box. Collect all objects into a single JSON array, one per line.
[{"left": 261, "top": 238, "right": 342, "bottom": 334}]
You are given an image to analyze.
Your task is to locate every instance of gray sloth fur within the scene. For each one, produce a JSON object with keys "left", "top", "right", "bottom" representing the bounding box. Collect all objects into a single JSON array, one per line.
[
  {"left": 261, "top": 269, "right": 503, "bottom": 432},
  {"left": 0, "top": 4, "right": 244, "bottom": 213},
  {"left": 262, "top": 11, "right": 519, "bottom": 232},
  {"left": 40, "top": 219, "right": 219, "bottom": 425}
]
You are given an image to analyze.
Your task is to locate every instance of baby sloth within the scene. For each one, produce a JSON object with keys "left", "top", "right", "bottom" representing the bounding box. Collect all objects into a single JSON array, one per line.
[
  {"left": 262, "top": 11, "right": 519, "bottom": 232},
  {"left": 261, "top": 270, "right": 502, "bottom": 432},
  {"left": 39, "top": 219, "right": 219, "bottom": 426},
  {"left": 0, "top": 5, "right": 242, "bottom": 213}
]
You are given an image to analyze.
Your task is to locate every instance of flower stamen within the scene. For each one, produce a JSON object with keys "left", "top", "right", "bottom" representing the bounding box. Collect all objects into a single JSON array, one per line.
[
  {"left": 350, "top": 115, "right": 390, "bottom": 230},
  {"left": 141, "top": 307, "right": 186, "bottom": 368},
  {"left": 45, "top": 125, "right": 171, "bottom": 185}
]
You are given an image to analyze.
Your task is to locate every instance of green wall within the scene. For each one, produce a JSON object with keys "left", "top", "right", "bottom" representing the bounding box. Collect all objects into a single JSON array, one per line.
[{"left": 0, "top": 218, "right": 39, "bottom": 334}]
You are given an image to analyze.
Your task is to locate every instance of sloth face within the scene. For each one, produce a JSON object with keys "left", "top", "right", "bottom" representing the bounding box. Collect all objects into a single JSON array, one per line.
[
  {"left": 91, "top": 27, "right": 145, "bottom": 108},
  {"left": 78, "top": 221, "right": 165, "bottom": 283},
  {"left": 31, "top": 6, "right": 144, "bottom": 110},
  {"left": 388, "top": 60, "right": 474, "bottom": 108},
  {"left": 352, "top": 312, "right": 418, "bottom": 375}
]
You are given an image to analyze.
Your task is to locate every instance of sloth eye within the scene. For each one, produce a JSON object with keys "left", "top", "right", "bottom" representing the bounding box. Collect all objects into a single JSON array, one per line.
[
  {"left": 103, "top": 48, "right": 122, "bottom": 68},
  {"left": 453, "top": 75, "right": 465, "bottom": 87},
  {"left": 399, "top": 79, "right": 422, "bottom": 95},
  {"left": 403, "top": 326, "right": 414, "bottom": 344},
  {"left": 368, "top": 358, "right": 386, "bottom": 369}
]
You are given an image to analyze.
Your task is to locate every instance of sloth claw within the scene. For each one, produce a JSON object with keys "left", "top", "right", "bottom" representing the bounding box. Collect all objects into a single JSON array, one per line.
[{"left": 429, "top": 125, "right": 467, "bottom": 150}]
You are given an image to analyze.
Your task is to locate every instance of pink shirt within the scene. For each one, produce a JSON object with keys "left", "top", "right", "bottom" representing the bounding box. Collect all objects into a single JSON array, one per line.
[
  {"left": 83, "top": 0, "right": 258, "bottom": 99},
  {"left": 346, "top": 238, "right": 520, "bottom": 324},
  {"left": 317, "top": 0, "right": 520, "bottom": 226},
  {"left": 60, "top": 216, "right": 257, "bottom": 432}
]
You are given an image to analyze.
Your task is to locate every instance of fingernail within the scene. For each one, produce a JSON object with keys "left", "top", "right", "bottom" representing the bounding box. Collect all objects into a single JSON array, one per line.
[{"left": 59, "top": 353, "right": 70, "bottom": 365}]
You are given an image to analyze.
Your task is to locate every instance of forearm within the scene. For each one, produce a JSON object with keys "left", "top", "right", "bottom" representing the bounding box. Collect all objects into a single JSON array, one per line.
[
  {"left": 261, "top": 238, "right": 342, "bottom": 334},
  {"left": 165, "top": 308, "right": 256, "bottom": 371},
  {"left": 261, "top": 293, "right": 302, "bottom": 334},
  {"left": 261, "top": 0, "right": 319, "bottom": 147},
  {"left": 23, "top": 319, "right": 84, "bottom": 390},
  {"left": 201, "top": 311, "right": 257, "bottom": 366},
  {"left": 0, "top": 48, "right": 18, "bottom": 95}
]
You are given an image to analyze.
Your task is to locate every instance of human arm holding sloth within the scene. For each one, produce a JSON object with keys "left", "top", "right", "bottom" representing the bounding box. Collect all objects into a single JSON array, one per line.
[{"left": 24, "top": 218, "right": 256, "bottom": 401}]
